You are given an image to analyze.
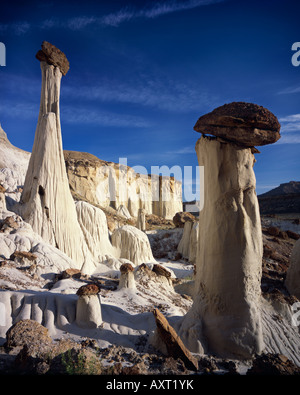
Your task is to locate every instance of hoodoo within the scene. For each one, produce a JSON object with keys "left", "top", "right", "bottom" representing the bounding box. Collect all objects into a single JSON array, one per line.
[
  {"left": 20, "top": 42, "right": 87, "bottom": 268},
  {"left": 179, "top": 102, "right": 281, "bottom": 359}
]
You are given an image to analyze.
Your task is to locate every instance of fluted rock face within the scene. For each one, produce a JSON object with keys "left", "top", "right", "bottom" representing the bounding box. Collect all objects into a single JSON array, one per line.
[
  {"left": 179, "top": 136, "right": 264, "bottom": 359},
  {"left": 20, "top": 56, "right": 87, "bottom": 269},
  {"left": 75, "top": 201, "right": 116, "bottom": 273},
  {"left": 111, "top": 225, "right": 155, "bottom": 265}
]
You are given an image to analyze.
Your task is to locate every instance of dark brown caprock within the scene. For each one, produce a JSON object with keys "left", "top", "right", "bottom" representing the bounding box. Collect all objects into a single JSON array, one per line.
[
  {"left": 194, "top": 101, "right": 281, "bottom": 147},
  {"left": 36, "top": 41, "right": 70, "bottom": 76}
]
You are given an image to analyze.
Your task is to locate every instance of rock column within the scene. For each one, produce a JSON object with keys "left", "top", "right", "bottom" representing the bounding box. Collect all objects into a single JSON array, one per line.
[
  {"left": 118, "top": 263, "right": 136, "bottom": 290},
  {"left": 20, "top": 42, "right": 86, "bottom": 269},
  {"left": 76, "top": 284, "right": 102, "bottom": 328},
  {"left": 179, "top": 102, "right": 281, "bottom": 359}
]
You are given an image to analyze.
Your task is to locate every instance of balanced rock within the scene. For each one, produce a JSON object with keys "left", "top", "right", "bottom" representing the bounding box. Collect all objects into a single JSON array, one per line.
[
  {"left": 118, "top": 263, "right": 135, "bottom": 290},
  {"left": 21, "top": 43, "right": 88, "bottom": 270},
  {"left": 76, "top": 283, "right": 102, "bottom": 328},
  {"left": 76, "top": 283, "right": 100, "bottom": 296},
  {"left": 36, "top": 41, "right": 70, "bottom": 76},
  {"left": 194, "top": 102, "right": 281, "bottom": 147},
  {"left": 179, "top": 103, "right": 273, "bottom": 360}
]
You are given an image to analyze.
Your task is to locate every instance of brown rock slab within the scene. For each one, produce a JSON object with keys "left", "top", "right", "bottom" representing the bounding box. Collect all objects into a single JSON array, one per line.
[
  {"left": 76, "top": 283, "right": 100, "bottom": 296},
  {"left": 120, "top": 263, "right": 134, "bottom": 273},
  {"left": 153, "top": 308, "right": 198, "bottom": 371},
  {"left": 36, "top": 41, "right": 70, "bottom": 76},
  {"left": 61, "top": 268, "right": 81, "bottom": 279},
  {"left": 152, "top": 264, "right": 171, "bottom": 278},
  {"left": 194, "top": 102, "right": 281, "bottom": 147},
  {"left": 10, "top": 250, "right": 37, "bottom": 262}
]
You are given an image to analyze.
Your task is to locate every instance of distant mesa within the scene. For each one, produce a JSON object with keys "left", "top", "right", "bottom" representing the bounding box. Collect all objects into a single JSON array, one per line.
[
  {"left": 258, "top": 181, "right": 300, "bottom": 215},
  {"left": 36, "top": 41, "right": 70, "bottom": 76},
  {"left": 194, "top": 101, "right": 281, "bottom": 147},
  {"left": 259, "top": 181, "right": 300, "bottom": 198}
]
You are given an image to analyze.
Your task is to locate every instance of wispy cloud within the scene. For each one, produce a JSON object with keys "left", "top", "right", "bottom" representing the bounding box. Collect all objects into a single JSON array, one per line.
[
  {"left": 67, "top": 0, "right": 226, "bottom": 29},
  {"left": 278, "top": 85, "right": 300, "bottom": 95},
  {"left": 0, "top": 99, "right": 149, "bottom": 128},
  {"left": 61, "top": 105, "right": 149, "bottom": 128},
  {"left": 1, "top": 0, "right": 226, "bottom": 34},
  {"left": 166, "top": 146, "right": 196, "bottom": 154},
  {"left": 63, "top": 76, "right": 216, "bottom": 113},
  {"left": 0, "top": 21, "right": 31, "bottom": 35},
  {"left": 276, "top": 113, "right": 300, "bottom": 144}
]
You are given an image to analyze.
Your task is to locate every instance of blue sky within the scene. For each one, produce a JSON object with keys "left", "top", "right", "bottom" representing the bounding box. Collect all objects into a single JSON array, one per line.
[{"left": 0, "top": 0, "right": 300, "bottom": 199}]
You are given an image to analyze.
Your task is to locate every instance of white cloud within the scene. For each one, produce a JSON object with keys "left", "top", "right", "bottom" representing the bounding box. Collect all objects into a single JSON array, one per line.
[
  {"left": 278, "top": 85, "right": 300, "bottom": 95},
  {"left": 63, "top": 75, "right": 215, "bottom": 113},
  {"left": 61, "top": 106, "right": 149, "bottom": 128},
  {"left": 1, "top": 0, "right": 226, "bottom": 34},
  {"left": 166, "top": 146, "right": 196, "bottom": 154},
  {"left": 67, "top": 16, "right": 97, "bottom": 30},
  {"left": 0, "top": 21, "right": 31, "bottom": 35},
  {"left": 276, "top": 134, "right": 300, "bottom": 144},
  {"left": 60, "top": 0, "right": 227, "bottom": 30},
  {"left": 278, "top": 114, "right": 300, "bottom": 142},
  {"left": 0, "top": 98, "right": 149, "bottom": 128}
]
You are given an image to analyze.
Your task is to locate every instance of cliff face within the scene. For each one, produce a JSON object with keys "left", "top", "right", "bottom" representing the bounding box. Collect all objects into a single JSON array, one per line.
[{"left": 64, "top": 150, "right": 182, "bottom": 219}]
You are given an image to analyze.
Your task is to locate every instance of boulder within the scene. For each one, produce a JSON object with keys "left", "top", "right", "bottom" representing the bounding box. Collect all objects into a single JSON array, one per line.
[
  {"left": 76, "top": 283, "right": 100, "bottom": 296},
  {"left": 36, "top": 41, "right": 70, "bottom": 76},
  {"left": 10, "top": 250, "right": 37, "bottom": 264},
  {"left": 152, "top": 263, "right": 172, "bottom": 278},
  {"left": 60, "top": 268, "right": 81, "bottom": 279},
  {"left": 173, "top": 212, "right": 195, "bottom": 228},
  {"left": 247, "top": 353, "right": 300, "bottom": 375},
  {"left": 194, "top": 102, "right": 281, "bottom": 147},
  {"left": 287, "top": 230, "right": 300, "bottom": 240},
  {"left": 5, "top": 319, "right": 52, "bottom": 350},
  {"left": 267, "top": 226, "right": 280, "bottom": 237}
]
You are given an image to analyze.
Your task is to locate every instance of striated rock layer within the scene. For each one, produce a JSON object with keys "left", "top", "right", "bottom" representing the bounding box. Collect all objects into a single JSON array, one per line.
[
  {"left": 111, "top": 225, "right": 155, "bottom": 265},
  {"left": 64, "top": 150, "right": 182, "bottom": 220}
]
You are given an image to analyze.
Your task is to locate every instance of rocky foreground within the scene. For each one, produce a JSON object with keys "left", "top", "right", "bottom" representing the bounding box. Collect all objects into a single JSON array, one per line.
[{"left": 0, "top": 217, "right": 299, "bottom": 376}]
